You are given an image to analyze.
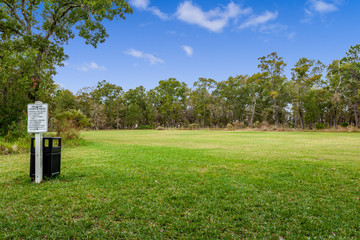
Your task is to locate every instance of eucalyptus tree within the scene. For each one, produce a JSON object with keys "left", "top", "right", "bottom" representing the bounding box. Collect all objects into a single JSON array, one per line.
[
  {"left": 291, "top": 58, "right": 324, "bottom": 129},
  {"left": 245, "top": 73, "right": 266, "bottom": 127},
  {"left": 341, "top": 45, "right": 360, "bottom": 127},
  {"left": 91, "top": 80, "right": 123, "bottom": 129},
  {"left": 190, "top": 78, "right": 217, "bottom": 127},
  {"left": 123, "top": 86, "right": 148, "bottom": 128},
  {"left": 215, "top": 75, "right": 248, "bottom": 125},
  {"left": 153, "top": 78, "right": 188, "bottom": 127},
  {"left": 326, "top": 60, "right": 348, "bottom": 127},
  {"left": 258, "top": 52, "right": 287, "bottom": 126}
]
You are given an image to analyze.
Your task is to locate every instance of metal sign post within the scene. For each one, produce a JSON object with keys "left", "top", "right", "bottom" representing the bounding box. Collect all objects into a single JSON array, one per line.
[
  {"left": 27, "top": 101, "right": 48, "bottom": 183},
  {"left": 35, "top": 133, "right": 43, "bottom": 183}
]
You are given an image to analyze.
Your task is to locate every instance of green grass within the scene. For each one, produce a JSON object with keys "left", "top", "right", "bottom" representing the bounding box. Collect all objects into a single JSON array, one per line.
[{"left": 1, "top": 130, "right": 360, "bottom": 239}]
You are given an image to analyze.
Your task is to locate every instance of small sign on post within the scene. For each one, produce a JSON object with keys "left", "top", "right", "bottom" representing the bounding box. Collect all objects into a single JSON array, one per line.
[{"left": 27, "top": 102, "right": 48, "bottom": 183}]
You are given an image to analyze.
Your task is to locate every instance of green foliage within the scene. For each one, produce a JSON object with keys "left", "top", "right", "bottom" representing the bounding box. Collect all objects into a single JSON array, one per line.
[
  {"left": 4, "top": 116, "right": 30, "bottom": 142},
  {"left": 53, "top": 109, "right": 91, "bottom": 140},
  {"left": 0, "top": 0, "right": 132, "bottom": 137},
  {"left": 341, "top": 122, "right": 349, "bottom": 127},
  {"left": 315, "top": 122, "right": 326, "bottom": 130},
  {"left": 253, "top": 121, "right": 261, "bottom": 128},
  {"left": 291, "top": 58, "right": 325, "bottom": 129},
  {"left": 226, "top": 123, "right": 233, "bottom": 130},
  {"left": 258, "top": 52, "right": 288, "bottom": 126},
  {"left": 137, "top": 125, "right": 153, "bottom": 129},
  {"left": 154, "top": 78, "right": 188, "bottom": 128}
]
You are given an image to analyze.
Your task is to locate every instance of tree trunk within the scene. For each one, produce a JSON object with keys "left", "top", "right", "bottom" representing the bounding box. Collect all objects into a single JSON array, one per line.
[
  {"left": 202, "top": 106, "right": 206, "bottom": 128},
  {"left": 298, "top": 106, "right": 305, "bottom": 130},
  {"left": 273, "top": 97, "right": 278, "bottom": 126},
  {"left": 250, "top": 97, "right": 257, "bottom": 128},
  {"left": 354, "top": 88, "right": 359, "bottom": 128}
]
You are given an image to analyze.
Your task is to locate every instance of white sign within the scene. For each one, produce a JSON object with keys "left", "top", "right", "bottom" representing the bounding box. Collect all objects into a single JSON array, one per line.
[{"left": 27, "top": 103, "right": 48, "bottom": 133}]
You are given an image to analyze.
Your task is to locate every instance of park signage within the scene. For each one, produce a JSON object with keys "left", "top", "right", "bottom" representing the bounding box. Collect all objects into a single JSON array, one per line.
[
  {"left": 27, "top": 103, "right": 48, "bottom": 133},
  {"left": 27, "top": 102, "right": 48, "bottom": 183}
]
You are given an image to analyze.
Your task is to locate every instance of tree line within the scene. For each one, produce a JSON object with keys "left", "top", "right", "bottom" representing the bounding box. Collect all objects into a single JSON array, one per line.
[
  {"left": 0, "top": 1, "right": 359, "bottom": 137},
  {"left": 40, "top": 47, "right": 360, "bottom": 132}
]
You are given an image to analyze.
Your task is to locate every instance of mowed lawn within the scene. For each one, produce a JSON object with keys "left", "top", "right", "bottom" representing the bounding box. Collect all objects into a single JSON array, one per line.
[{"left": 1, "top": 130, "right": 360, "bottom": 239}]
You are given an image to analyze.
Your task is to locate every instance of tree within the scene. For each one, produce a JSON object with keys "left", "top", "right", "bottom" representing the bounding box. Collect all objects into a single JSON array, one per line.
[
  {"left": 326, "top": 60, "right": 348, "bottom": 127},
  {"left": 291, "top": 58, "right": 324, "bottom": 129},
  {"left": 0, "top": 0, "right": 132, "bottom": 99},
  {"left": 124, "top": 86, "right": 148, "bottom": 128},
  {"left": 53, "top": 89, "right": 77, "bottom": 113},
  {"left": 0, "top": 0, "right": 132, "bottom": 136},
  {"left": 245, "top": 73, "right": 266, "bottom": 128},
  {"left": 341, "top": 45, "right": 360, "bottom": 127},
  {"left": 153, "top": 78, "right": 188, "bottom": 127},
  {"left": 215, "top": 75, "right": 248, "bottom": 125},
  {"left": 258, "top": 52, "right": 287, "bottom": 126},
  {"left": 190, "top": 78, "right": 216, "bottom": 127},
  {"left": 91, "top": 80, "right": 122, "bottom": 129}
]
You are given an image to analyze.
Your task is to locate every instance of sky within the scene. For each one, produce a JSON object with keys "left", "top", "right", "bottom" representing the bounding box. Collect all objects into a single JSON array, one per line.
[{"left": 54, "top": 0, "right": 360, "bottom": 93}]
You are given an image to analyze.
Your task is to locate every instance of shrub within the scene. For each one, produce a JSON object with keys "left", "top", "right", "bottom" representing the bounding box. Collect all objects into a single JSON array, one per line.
[
  {"left": 226, "top": 123, "right": 233, "bottom": 130},
  {"left": 53, "top": 110, "right": 91, "bottom": 140},
  {"left": 138, "top": 125, "right": 153, "bottom": 129},
  {"left": 4, "top": 117, "right": 31, "bottom": 142},
  {"left": 1, "top": 116, "right": 32, "bottom": 154},
  {"left": 315, "top": 122, "right": 326, "bottom": 130},
  {"left": 341, "top": 122, "right": 349, "bottom": 127},
  {"left": 253, "top": 121, "right": 261, "bottom": 128},
  {"left": 347, "top": 125, "right": 357, "bottom": 132},
  {"left": 233, "top": 120, "right": 245, "bottom": 129}
]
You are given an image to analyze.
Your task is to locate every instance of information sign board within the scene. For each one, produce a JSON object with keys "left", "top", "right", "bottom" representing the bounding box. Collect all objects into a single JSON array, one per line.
[{"left": 27, "top": 103, "right": 48, "bottom": 133}]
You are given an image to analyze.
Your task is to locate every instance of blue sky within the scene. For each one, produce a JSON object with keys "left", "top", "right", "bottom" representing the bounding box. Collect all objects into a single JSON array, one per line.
[{"left": 54, "top": 0, "right": 360, "bottom": 93}]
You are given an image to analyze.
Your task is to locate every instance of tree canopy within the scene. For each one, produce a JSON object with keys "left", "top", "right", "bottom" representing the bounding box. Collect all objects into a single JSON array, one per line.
[{"left": 0, "top": 0, "right": 132, "bottom": 135}]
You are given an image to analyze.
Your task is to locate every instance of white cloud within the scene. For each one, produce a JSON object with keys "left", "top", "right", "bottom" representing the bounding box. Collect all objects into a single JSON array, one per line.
[
  {"left": 130, "top": 0, "right": 168, "bottom": 20},
  {"left": 131, "top": 0, "right": 149, "bottom": 10},
  {"left": 182, "top": 45, "right": 193, "bottom": 57},
  {"left": 239, "top": 11, "right": 278, "bottom": 29},
  {"left": 148, "top": 7, "right": 168, "bottom": 20},
  {"left": 258, "top": 23, "right": 287, "bottom": 34},
  {"left": 302, "top": 0, "right": 340, "bottom": 22},
  {"left": 311, "top": 0, "right": 338, "bottom": 13},
  {"left": 76, "top": 62, "right": 106, "bottom": 72},
  {"left": 176, "top": 1, "right": 252, "bottom": 33},
  {"left": 124, "top": 49, "right": 164, "bottom": 65}
]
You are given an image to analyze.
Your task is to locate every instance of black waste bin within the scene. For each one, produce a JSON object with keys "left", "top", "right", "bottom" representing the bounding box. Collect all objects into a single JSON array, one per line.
[{"left": 30, "top": 137, "right": 61, "bottom": 179}]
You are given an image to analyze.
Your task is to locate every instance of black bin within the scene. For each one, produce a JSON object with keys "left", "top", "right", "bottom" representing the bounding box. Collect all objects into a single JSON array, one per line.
[{"left": 30, "top": 137, "right": 61, "bottom": 179}]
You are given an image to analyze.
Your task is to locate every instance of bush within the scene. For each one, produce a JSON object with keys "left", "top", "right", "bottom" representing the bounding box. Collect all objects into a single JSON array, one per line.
[
  {"left": 1, "top": 116, "right": 32, "bottom": 154},
  {"left": 341, "top": 122, "right": 349, "bottom": 127},
  {"left": 315, "top": 122, "right": 326, "bottom": 130},
  {"left": 347, "top": 125, "right": 357, "bottom": 132},
  {"left": 226, "top": 123, "right": 233, "bottom": 130},
  {"left": 4, "top": 117, "right": 31, "bottom": 142},
  {"left": 253, "top": 121, "right": 261, "bottom": 128},
  {"left": 233, "top": 120, "right": 245, "bottom": 129},
  {"left": 137, "top": 125, "right": 153, "bottom": 129},
  {"left": 53, "top": 110, "right": 91, "bottom": 140}
]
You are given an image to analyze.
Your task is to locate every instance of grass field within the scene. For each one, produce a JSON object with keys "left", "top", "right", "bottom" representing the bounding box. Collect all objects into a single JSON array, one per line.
[{"left": 1, "top": 130, "right": 360, "bottom": 239}]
